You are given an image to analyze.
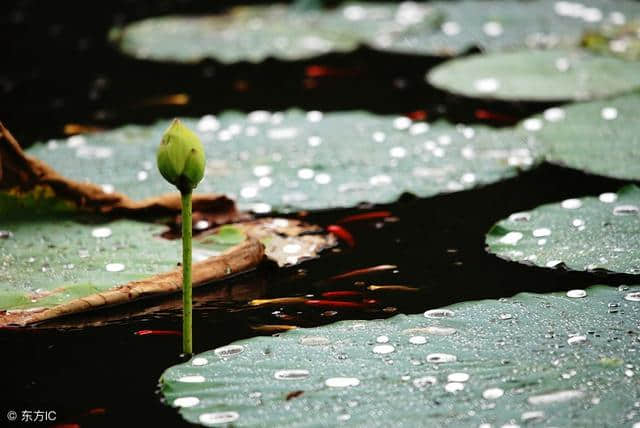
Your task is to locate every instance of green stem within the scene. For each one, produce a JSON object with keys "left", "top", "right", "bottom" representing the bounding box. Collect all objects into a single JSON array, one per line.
[{"left": 181, "top": 190, "right": 193, "bottom": 356}]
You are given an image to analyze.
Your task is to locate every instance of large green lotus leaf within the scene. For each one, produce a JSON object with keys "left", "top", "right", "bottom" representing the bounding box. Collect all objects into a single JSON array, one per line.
[
  {"left": 427, "top": 48, "right": 640, "bottom": 101},
  {"left": 110, "top": 3, "right": 439, "bottom": 63},
  {"left": 28, "top": 110, "right": 539, "bottom": 212},
  {"left": 160, "top": 285, "right": 640, "bottom": 427},
  {"left": 486, "top": 185, "right": 640, "bottom": 274},
  {"left": 517, "top": 91, "right": 640, "bottom": 180},
  {"left": 0, "top": 207, "right": 242, "bottom": 311},
  {"left": 383, "top": 0, "right": 640, "bottom": 56},
  {"left": 111, "top": 1, "right": 640, "bottom": 63}
]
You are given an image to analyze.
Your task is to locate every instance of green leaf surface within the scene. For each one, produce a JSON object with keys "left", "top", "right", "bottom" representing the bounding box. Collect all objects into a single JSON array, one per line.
[
  {"left": 111, "top": 1, "right": 640, "bottom": 62},
  {"left": 0, "top": 215, "right": 183, "bottom": 311},
  {"left": 486, "top": 185, "right": 640, "bottom": 274},
  {"left": 160, "top": 285, "right": 640, "bottom": 427},
  {"left": 111, "top": 3, "right": 437, "bottom": 63},
  {"left": 28, "top": 110, "right": 540, "bottom": 212},
  {"left": 427, "top": 48, "right": 640, "bottom": 101},
  {"left": 383, "top": 0, "right": 640, "bottom": 56},
  {"left": 518, "top": 91, "right": 640, "bottom": 180}
]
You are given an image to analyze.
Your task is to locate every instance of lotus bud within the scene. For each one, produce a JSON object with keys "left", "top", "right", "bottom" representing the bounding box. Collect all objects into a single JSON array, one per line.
[{"left": 157, "top": 119, "right": 206, "bottom": 192}]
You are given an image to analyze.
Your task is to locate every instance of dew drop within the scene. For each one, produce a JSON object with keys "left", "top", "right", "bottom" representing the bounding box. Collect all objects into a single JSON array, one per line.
[
  {"left": 543, "top": 107, "right": 565, "bottom": 122},
  {"left": 299, "top": 336, "right": 330, "bottom": 346},
  {"left": 390, "top": 146, "right": 407, "bottom": 158},
  {"left": 447, "top": 372, "right": 470, "bottom": 382},
  {"left": 445, "top": 382, "right": 465, "bottom": 393},
  {"left": 372, "top": 131, "right": 386, "bottom": 142},
  {"left": 173, "top": 397, "right": 200, "bottom": 408},
  {"left": 521, "top": 411, "right": 545, "bottom": 422},
  {"left": 376, "top": 335, "right": 389, "bottom": 344},
  {"left": 373, "top": 344, "right": 395, "bottom": 354},
  {"left": 532, "top": 228, "right": 551, "bottom": 238},
  {"left": 624, "top": 292, "right": 640, "bottom": 302},
  {"left": 483, "top": 21, "right": 503, "bottom": 37},
  {"left": 441, "top": 21, "right": 461, "bottom": 36},
  {"left": 523, "top": 118, "right": 543, "bottom": 131},
  {"left": 566, "top": 289, "right": 586, "bottom": 298},
  {"left": 499, "top": 313, "right": 513, "bottom": 320},
  {"left": 240, "top": 186, "right": 258, "bottom": 199},
  {"left": 105, "top": 263, "right": 125, "bottom": 272},
  {"left": 474, "top": 77, "right": 499, "bottom": 93},
  {"left": 199, "top": 411, "right": 239, "bottom": 425},
  {"left": 91, "top": 227, "right": 112, "bottom": 238},
  {"left": 413, "top": 376, "right": 437, "bottom": 388},
  {"left": 409, "top": 122, "right": 429, "bottom": 135},
  {"left": 253, "top": 165, "right": 272, "bottom": 177},
  {"left": 483, "top": 387, "right": 504, "bottom": 399},
  {"left": 508, "top": 212, "right": 531, "bottom": 222},
  {"left": 424, "top": 308, "right": 455, "bottom": 318},
  {"left": 613, "top": 205, "right": 638, "bottom": 216},
  {"left": 427, "top": 353, "right": 457, "bottom": 363},
  {"left": 297, "top": 168, "right": 315, "bottom": 180},
  {"left": 274, "top": 369, "right": 310, "bottom": 380},
  {"left": 393, "top": 117, "right": 412, "bottom": 130},
  {"left": 306, "top": 110, "right": 323, "bottom": 122},
  {"left": 251, "top": 203, "right": 272, "bottom": 214},
  {"left": 561, "top": 198, "right": 582, "bottom": 209},
  {"left": 214, "top": 344, "right": 244, "bottom": 358},
  {"left": 409, "top": 336, "right": 427, "bottom": 345},
  {"left": 191, "top": 357, "right": 208, "bottom": 366},
  {"left": 308, "top": 136, "right": 322, "bottom": 147},
  {"left": 325, "top": 377, "right": 360, "bottom": 388},
  {"left": 572, "top": 218, "right": 584, "bottom": 228},
  {"left": 197, "top": 114, "right": 220, "bottom": 132},
  {"left": 601, "top": 107, "right": 618, "bottom": 120},
  {"left": 527, "top": 390, "right": 584, "bottom": 405},
  {"left": 567, "top": 335, "right": 587, "bottom": 345},
  {"left": 178, "top": 375, "right": 205, "bottom": 383},
  {"left": 315, "top": 173, "right": 331, "bottom": 184},
  {"left": 598, "top": 193, "right": 616, "bottom": 205},
  {"left": 499, "top": 231, "right": 523, "bottom": 245}
]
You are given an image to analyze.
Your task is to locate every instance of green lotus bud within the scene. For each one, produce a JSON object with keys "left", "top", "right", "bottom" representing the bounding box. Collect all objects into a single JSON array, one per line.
[{"left": 157, "top": 119, "right": 206, "bottom": 192}]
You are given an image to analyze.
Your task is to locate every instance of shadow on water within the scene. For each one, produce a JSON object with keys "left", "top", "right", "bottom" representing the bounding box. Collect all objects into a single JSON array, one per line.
[{"left": 1, "top": 0, "right": 638, "bottom": 426}]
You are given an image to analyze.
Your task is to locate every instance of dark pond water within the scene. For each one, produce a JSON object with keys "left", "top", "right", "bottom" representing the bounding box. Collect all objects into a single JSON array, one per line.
[{"left": 1, "top": 1, "right": 637, "bottom": 426}]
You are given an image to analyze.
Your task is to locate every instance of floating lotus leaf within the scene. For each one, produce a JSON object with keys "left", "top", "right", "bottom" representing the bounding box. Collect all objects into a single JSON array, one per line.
[
  {"left": 427, "top": 48, "right": 640, "bottom": 101},
  {"left": 517, "top": 91, "right": 640, "bottom": 180},
  {"left": 383, "top": 0, "right": 640, "bottom": 56},
  {"left": 28, "top": 110, "right": 540, "bottom": 212},
  {"left": 110, "top": 3, "right": 438, "bottom": 63},
  {"left": 486, "top": 185, "right": 640, "bottom": 274},
  {"left": 160, "top": 285, "right": 640, "bottom": 426},
  {"left": 111, "top": 1, "right": 640, "bottom": 62}
]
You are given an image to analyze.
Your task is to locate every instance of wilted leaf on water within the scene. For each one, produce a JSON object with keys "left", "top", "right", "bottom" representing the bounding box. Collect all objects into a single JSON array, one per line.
[
  {"left": 28, "top": 110, "right": 540, "bottom": 212},
  {"left": 517, "top": 91, "right": 640, "bottom": 181},
  {"left": 160, "top": 285, "right": 640, "bottom": 427},
  {"left": 427, "top": 49, "right": 640, "bottom": 101},
  {"left": 486, "top": 185, "right": 640, "bottom": 274},
  {"left": 0, "top": 122, "right": 239, "bottom": 220}
]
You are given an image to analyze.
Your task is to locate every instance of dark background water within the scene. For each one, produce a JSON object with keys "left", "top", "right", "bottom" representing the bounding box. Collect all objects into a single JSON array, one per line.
[{"left": 1, "top": 1, "right": 637, "bottom": 427}]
